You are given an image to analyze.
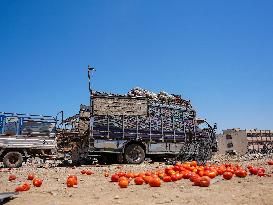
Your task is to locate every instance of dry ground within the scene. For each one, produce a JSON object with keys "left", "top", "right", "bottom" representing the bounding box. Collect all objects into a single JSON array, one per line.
[{"left": 0, "top": 158, "right": 273, "bottom": 205}]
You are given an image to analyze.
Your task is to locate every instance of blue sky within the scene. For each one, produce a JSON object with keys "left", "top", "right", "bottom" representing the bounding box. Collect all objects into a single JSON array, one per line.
[{"left": 0, "top": 0, "right": 273, "bottom": 132}]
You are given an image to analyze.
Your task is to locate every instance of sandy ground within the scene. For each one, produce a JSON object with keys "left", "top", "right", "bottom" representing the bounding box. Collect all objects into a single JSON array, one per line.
[{"left": 0, "top": 158, "right": 273, "bottom": 205}]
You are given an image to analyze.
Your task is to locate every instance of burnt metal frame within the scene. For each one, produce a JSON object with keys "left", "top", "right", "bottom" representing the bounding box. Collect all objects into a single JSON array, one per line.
[{"left": 0, "top": 112, "right": 57, "bottom": 136}]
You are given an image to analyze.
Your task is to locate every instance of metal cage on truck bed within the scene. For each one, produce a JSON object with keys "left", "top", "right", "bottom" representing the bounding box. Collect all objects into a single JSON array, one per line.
[
  {"left": 91, "top": 95, "right": 196, "bottom": 143},
  {"left": 0, "top": 112, "right": 57, "bottom": 152}
]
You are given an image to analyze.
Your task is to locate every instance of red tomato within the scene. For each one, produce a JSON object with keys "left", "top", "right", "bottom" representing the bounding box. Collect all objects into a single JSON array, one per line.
[
  {"left": 163, "top": 176, "right": 172, "bottom": 182},
  {"left": 192, "top": 176, "right": 201, "bottom": 186},
  {"left": 118, "top": 176, "right": 129, "bottom": 183},
  {"left": 8, "top": 175, "right": 16, "bottom": 181},
  {"left": 33, "top": 178, "right": 43, "bottom": 187},
  {"left": 258, "top": 167, "right": 265, "bottom": 173},
  {"left": 158, "top": 173, "right": 165, "bottom": 179},
  {"left": 15, "top": 186, "right": 23, "bottom": 192},
  {"left": 198, "top": 170, "right": 204, "bottom": 177},
  {"left": 145, "top": 171, "right": 152, "bottom": 176},
  {"left": 235, "top": 169, "right": 247, "bottom": 178},
  {"left": 111, "top": 174, "right": 119, "bottom": 182},
  {"left": 80, "top": 170, "right": 86, "bottom": 175},
  {"left": 183, "top": 172, "right": 192, "bottom": 179},
  {"left": 268, "top": 161, "right": 273, "bottom": 165},
  {"left": 118, "top": 179, "right": 129, "bottom": 188},
  {"left": 247, "top": 165, "right": 254, "bottom": 170},
  {"left": 226, "top": 167, "right": 235, "bottom": 174},
  {"left": 177, "top": 173, "right": 183, "bottom": 180},
  {"left": 134, "top": 177, "right": 144, "bottom": 185},
  {"left": 86, "top": 170, "right": 93, "bottom": 175},
  {"left": 27, "top": 173, "right": 35, "bottom": 180},
  {"left": 68, "top": 175, "right": 78, "bottom": 183},
  {"left": 173, "top": 165, "right": 180, "bottom": 172},
  {"left": 258, "top": 170, "right": 265, "bottom": 177},
  {"left": 126, "top": 172, "right": 134, "bottom": 178},
  {"left": 171, "top": 174, "right": 178, "bottom": 181},
  {"left": 168, "top": 170, "right": 176, "bottom": 176},
  {"left": 143, "top": 176, "right": 153, "bottom": 184},
  {"left": 207, "top": 171, "right": 217, "bottom": 179},
  {"left": 249, "top": 167, "right": 258, "bottom": 175},
  {"left": 21, "top": 182, "right": 31, "bottom": 191},
  {"left": 165, "top": 167, "right": 174, "bottom": 174},
  {"left": 149, "top": 177, "right": 161, "bottom": 187},
  {"left": 67, "top": 177, "right": 76, "bottom": 187},
  {"left": 190, "top": 161, "right": 198, "bottom": 167},
  {"left": 223, "top": 172, "right": 233, "bottom": 180},
  {"left": 190, "top": 173, "right": 200, "bottom": 182},
  {"left": 138, "top": 173, "right": 145, "bottom": 178},
  {"left": 199, "top": 176, "right": 210, "bottom": 187}
]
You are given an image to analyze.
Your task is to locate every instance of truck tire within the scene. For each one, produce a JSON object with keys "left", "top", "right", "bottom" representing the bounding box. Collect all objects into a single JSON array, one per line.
[
  {"left": 3, "top": 152, "right": 23, "bottom": 168},
  {"left": 124, "top": 144, "right": 145, "bottom": 164}
]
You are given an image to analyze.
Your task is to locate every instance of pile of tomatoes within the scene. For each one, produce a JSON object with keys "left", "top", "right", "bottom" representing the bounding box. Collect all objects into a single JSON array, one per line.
[{"left": 108, "top": 160, "right": 271, "bottom": 189}]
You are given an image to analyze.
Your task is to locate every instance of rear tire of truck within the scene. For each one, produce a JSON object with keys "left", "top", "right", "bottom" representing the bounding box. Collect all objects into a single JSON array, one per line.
[
  {"left": 3, "top": 152, "right": 23, "bottom": 168},
  {"left": 124, "top": 144, "right": 145, "bottom": 164}
]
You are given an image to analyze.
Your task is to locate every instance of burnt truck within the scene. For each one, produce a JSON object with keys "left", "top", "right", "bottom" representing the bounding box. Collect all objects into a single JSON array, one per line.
[
  {"left": 0, "top": 113, "right": 59, "bottom": 167},
  {"left": 0, "top": 67, "right": 218, "bottom": 167}
]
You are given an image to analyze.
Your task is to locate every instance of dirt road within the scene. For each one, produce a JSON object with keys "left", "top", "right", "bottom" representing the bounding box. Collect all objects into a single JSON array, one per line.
[{"left": 1, "top": 158, "right": 272, "bottom": 205}]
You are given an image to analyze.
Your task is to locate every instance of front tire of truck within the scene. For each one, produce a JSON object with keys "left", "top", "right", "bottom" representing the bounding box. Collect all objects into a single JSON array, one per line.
[
  {"left": 3, "top": 152, "right": 23, "bottom": 168},
  {"left": 124, "top": 144, "right": 145, "bottom": 164}
]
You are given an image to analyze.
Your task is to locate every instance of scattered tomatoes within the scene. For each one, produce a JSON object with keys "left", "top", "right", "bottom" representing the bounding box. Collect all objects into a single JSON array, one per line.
[{"left": 16, "top": 182, "right": 31, "bottom": 192}]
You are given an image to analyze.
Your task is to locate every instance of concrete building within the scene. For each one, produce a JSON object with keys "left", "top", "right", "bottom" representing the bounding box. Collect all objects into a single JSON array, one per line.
[{"left": 217, "top": 128, "right": 273, "bottom": 155}]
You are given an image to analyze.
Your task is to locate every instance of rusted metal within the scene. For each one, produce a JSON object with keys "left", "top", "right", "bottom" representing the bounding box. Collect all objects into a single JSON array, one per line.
[{"left": 93, "top": 96, "right": 148, "bottom": 116}]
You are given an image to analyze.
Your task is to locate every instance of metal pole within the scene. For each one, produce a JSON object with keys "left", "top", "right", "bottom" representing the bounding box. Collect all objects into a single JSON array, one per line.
[{"left": 88, "top": 65, "right": 95, "bottom": 148}]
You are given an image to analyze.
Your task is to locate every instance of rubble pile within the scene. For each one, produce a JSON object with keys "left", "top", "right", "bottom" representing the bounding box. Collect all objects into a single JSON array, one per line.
[
  {"left": 93, "top": 87, "right": 192, "bottom": 108},
  {"left": 210, "top": 153, "right": 273, "bottom": 164}
]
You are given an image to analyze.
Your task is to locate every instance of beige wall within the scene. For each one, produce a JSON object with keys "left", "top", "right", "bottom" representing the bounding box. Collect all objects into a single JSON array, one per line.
[{"left": 217, "top": 129, "right": 248, "bottom": 155}]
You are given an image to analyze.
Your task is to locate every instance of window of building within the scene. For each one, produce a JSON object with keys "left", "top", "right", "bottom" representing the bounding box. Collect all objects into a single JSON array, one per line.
[
  {"left": 226, "top": 134, "right": 232, "bottom": 140},
  {"left": 227, "top": 142, "right": 233, "bottom": 148}
]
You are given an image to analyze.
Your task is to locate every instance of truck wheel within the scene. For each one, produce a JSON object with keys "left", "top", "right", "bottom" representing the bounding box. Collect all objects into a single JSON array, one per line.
[
  {"left": 3, "top": 152, "right": 23, "bottom": 168},
  {"left": 124, "top": 144, "right": 145, "bottom": 164}
]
